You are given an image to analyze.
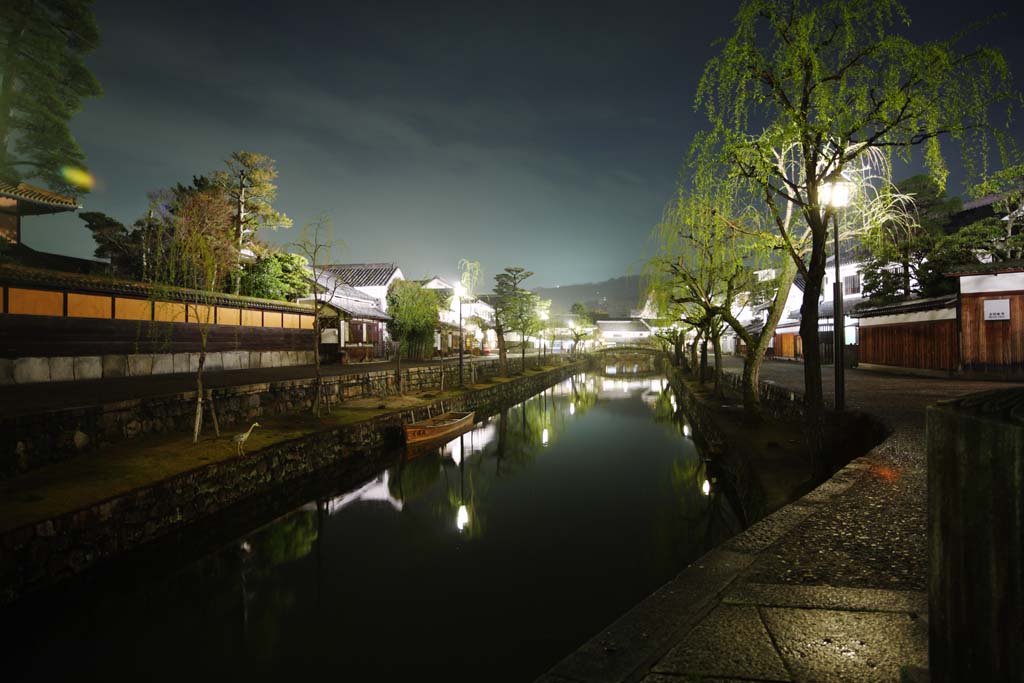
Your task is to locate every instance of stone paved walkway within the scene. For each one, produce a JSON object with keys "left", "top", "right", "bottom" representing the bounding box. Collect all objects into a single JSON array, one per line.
[{"left": 539, "top": 360, "right": 1023, "bottom": 683}]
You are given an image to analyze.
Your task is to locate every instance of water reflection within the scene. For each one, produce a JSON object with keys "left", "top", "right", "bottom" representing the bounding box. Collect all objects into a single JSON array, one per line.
[{"left": 11, "top": 371, "right": 750, "bottom": 683}]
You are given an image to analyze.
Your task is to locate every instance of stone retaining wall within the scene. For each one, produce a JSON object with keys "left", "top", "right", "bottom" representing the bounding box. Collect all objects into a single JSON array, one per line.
[
  {"left": 0, "top": 360, "right": 589, "bottom": 604},
  {"left": 0, "top": 354, "right": 556, "bottom": 478}
]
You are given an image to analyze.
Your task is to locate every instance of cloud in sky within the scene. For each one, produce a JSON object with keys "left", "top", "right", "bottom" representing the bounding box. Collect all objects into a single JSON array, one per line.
[{"left": 23, "top": 0, "right": 1023, "bottom": 288}]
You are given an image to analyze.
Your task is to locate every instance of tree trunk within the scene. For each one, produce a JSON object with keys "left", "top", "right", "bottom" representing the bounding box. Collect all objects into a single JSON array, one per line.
[
  {"left": 395, "top": 341, "right": 403, "bottom": 394},
  {"left": 689, "top": 332, "right": 700, "bottom": 375},
  {"left": 520, "top": 331, "right": 526, "bottom": 372},
  {"left": 312, "top": 320, "right": 323, "bottom": 418},
  {"left": 738, "top": 256, "right": 798, "bottom": 421},
  {"left": 496, "top": 324, "right": 508, "bottom": 376},
  {"left": 699, "top": 337, "right": 708, "bottom": 385},
  {"left": 673, "top": 334, "right": 684, "bottom": 367},
  {"left": 711, "top": 328, "right": 723, "bottom": 397},
  {"left": 799, "top": 269, "right": 826, "bottom": 475},
  {"left": 193, "top": 351, "right": 206, "bottom": 443}
]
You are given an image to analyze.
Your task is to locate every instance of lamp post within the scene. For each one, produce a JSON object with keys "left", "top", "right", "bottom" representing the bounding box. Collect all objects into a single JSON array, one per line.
[
  {"left": 454, "top": 282, "right": 465, "bottom": 387},
  {"left": 820, "top": 173, "right": 853, "bottom": 412}
]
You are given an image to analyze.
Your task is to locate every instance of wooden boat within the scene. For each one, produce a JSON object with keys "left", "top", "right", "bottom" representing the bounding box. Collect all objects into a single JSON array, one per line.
[{"left": 404, "top": 411, "right": 475, "bottom": 444}]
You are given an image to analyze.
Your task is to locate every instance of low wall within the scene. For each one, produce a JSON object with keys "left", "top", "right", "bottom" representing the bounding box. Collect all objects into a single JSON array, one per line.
[
  {"left": 0, "top": 354, "right": 559, "bottom": 477},
  {"left": 717, "top": 367, "right": 806, "bottom": 418},
  {"left": 0, "top": 360, "right": 589, "bottom": 604},
  {"left": 927, "top": 389, "right": 1024, "bottom": 682},
  {"left": 0, "top": 348, "right": 315, "bottom": 385}
]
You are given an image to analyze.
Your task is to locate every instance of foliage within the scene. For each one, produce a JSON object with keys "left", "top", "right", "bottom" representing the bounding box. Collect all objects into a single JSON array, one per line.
[
  {"left": 0, "top": 0, "right": 102, "bottom": 195},
  {"left": 695, "top": 0, "right": 1014, "bottom": 454},
  {"left": 952, "top": 164, "right": 1024, "bottom": 261},
  {"left": 146, "top": 186, "right": 236, "bottom": 442},
  {"left": 458, "top": 258, "right": 482, "bottom": 296},
  {"left": 239, "top": 249, "right": 310, "bottom": 301},
  {"left": 494, "top": 267, "right": 539, "bottom": 348},
  {"left": 387, "top": 280, "right": 443, "bottom": 360},
  {"left": 861, "top": 175, "right": 961, "bottom": 302},
  {"left": 212, "top": 151, "right": 292, "bottom": 240},
  {"left": 80, "top": 211, "right": 146, "bottom": 279}
]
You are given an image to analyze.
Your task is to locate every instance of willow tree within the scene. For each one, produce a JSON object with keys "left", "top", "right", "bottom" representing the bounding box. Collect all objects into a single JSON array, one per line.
[
  {"left": 697, "top": 0, "right": 1014, "bottom": 461},
  {"left": 0, "top": 0, "right": 102, "bottom": 194}
]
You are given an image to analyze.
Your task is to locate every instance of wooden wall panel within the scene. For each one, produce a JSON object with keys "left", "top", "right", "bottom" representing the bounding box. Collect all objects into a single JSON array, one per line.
[
  {"left": 242, "top": 309, "right": 263, "bottom": 327},
  {"left": 300, "top": 314, "right": 314, "bottom": 330},
  {"left": 961, "top": 293, "right": 1024, "bottom": 371},
  {"left": 67, "top": 292, "right": 111, "bottom": 319},
  {"left": 7, "top": 288, "right": 62, "bottom": 316},
  {"left": 860, "top": 320, "right": 958, "bottom": 370},
  {"left": 264, "top": 311, "right": 282, "bottom": 328},
  {"left": 115, "top": 297, "right": 151, "bottom": 321},
  {"left": 283, "top": 313, "right": 300, "bottom": 329},
  {"left": 216, "top": 306, "right": 241, "bottom": 326},
  {"left": 154, "top": 301, "right": 186, "bottom": 323}
]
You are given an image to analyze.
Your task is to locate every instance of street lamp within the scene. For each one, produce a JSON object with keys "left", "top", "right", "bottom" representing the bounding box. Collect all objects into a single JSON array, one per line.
[
  {"left": 454, "top": 282, "right": 465, "bottom": 387},
  {"left": 821, "top": 171, "right": 854, "bottom": 412},
  {"left": 539, "top": 310, "right": 549, "bottom": 361}
]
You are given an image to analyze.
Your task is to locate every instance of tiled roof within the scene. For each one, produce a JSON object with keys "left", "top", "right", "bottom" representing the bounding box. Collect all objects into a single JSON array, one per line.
[
  {"left": 325, "top": 262, "right": 399, "bottom": 288},
  {"left": 310, "top": 270, "right": 378, "bottom": 302},
  {"left": 944, "top": 260, "right": 1024, "bottom": 277},
  {"left": 0, "top": 180, "right": 79, "bottom": 214},
  {"left": 850, "top": 295, "right": 957, "bottom": 318},
  {"left": 0, "top": 263, "right": 314, "bottom": 313}
]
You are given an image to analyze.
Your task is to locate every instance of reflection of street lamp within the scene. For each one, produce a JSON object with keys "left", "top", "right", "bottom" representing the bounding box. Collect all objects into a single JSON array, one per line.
[
  {"left": 456, "top": 433, "right": 469, "bottom": 532},
  {"left": 454, "top": 282, "right": 465, "bottom": 387},
  {"left": 821, "top": 171, "right": 854, "bottom": 412}
]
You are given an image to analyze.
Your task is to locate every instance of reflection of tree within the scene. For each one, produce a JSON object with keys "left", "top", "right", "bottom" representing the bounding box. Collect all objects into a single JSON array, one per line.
[
  {"left": 389, "top": 451, "right": 442, "bottom": 503},
  {"left": 568, "top": 375, "right": 598, "bottom": 418}
]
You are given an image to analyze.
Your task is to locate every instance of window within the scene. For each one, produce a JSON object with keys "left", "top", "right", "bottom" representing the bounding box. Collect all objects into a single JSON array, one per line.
[{"left": 844, "top": 274, "right": 861, "bottom": 295}]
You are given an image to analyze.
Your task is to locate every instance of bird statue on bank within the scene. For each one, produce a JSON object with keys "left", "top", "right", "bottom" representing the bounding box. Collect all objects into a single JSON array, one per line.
[{"left": 232, "top": 422, "right": 260, "bottom": 456}]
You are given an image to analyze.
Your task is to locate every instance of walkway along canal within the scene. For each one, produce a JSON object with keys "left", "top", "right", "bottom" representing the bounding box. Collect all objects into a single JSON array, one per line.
[{"left": 5, "top": 364, "right": 790, "bottom": 682}]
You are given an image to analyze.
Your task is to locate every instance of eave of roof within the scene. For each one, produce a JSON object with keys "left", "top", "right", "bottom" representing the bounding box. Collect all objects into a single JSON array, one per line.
[
  {"left": 0, "top": 263, "right": 315, "bottom": 313},
  {"left": 944, "top": 260, "right": 1024, "bottom": 277},
  {"left": 0, "top": 180, "right": 80, "bottom": 215},
  {"left": 850, "top": 294, "right": 958, "bottom": 318}
]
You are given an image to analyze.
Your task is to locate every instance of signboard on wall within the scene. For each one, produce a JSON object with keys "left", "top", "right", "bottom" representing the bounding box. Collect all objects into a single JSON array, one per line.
[{"left": 984, "top": 299, "right": 1011, "bottom": 321}]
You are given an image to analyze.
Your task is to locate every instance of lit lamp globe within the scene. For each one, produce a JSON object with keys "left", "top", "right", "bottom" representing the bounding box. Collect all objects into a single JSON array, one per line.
[{"left": 820, "top": 174, "right": 853, "bottom": 208}]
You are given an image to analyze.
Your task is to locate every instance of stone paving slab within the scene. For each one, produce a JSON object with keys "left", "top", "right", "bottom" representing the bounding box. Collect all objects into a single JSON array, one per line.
[
  {"left": 652, "top": 604, "right": 791, "bottom": 681},
  {"left": 723, "top": 583, "right": 927, "bottom": 615},
  {"left": 761, "top": 607, "right": 928, "bottom": 682},
  {"left": 544, "top": 550, "right": 756, "bottom": 683}
]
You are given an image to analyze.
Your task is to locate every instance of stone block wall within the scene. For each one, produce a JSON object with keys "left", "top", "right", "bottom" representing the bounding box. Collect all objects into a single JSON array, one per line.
[
  {"left": 0, "top": 360, "right": 589, "bottom": 604},
  {"left": 0, "top": 354, "right": 565, "bottom": 478}
]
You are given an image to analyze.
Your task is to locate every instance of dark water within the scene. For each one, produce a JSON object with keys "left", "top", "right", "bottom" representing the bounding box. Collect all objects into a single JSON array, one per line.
[{"left": 7, "top": 373, "right": 744, "bottom": 682}]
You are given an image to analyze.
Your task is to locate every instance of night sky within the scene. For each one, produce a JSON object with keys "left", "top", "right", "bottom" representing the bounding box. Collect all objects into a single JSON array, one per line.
[{"left": 24, "top": 0, "right": 1024, "bottom": 288}]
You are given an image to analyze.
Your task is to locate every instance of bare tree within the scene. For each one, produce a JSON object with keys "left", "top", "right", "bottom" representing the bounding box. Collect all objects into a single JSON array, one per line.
[{"left": 292, "top": 217, "right": 343, "bottom": 418}]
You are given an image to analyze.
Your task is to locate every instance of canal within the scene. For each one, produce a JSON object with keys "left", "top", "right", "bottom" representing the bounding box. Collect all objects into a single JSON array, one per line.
[{"left": 8, "top": 371, "right": 746, "bottom": 682}]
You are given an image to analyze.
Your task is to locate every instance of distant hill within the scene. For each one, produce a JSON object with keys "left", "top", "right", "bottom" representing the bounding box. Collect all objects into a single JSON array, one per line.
[{"left": 531, "top": 275, "right": 644, "bottom": 318}]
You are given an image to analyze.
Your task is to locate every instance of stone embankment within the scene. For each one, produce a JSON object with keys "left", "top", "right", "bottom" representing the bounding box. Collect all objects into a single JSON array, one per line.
[
  {"left": 0, "top": 360, "right": 587, "bottom": 605},
  {"left": 1, "top": 355, "right": 537, "bottom": 477}
]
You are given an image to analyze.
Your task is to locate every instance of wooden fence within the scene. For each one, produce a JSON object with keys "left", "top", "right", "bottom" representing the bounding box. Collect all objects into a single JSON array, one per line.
[
  {"left": 960, "top": 292, "right": 1024, "bottom": 373},
  {"left": 859, "top": 319, "right": 959, "bottom": 371}
]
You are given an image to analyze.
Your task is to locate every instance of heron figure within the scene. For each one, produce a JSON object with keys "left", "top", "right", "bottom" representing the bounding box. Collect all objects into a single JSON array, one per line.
[{"left": 233, "top": 422, "right": 260, "bottom": 455}]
